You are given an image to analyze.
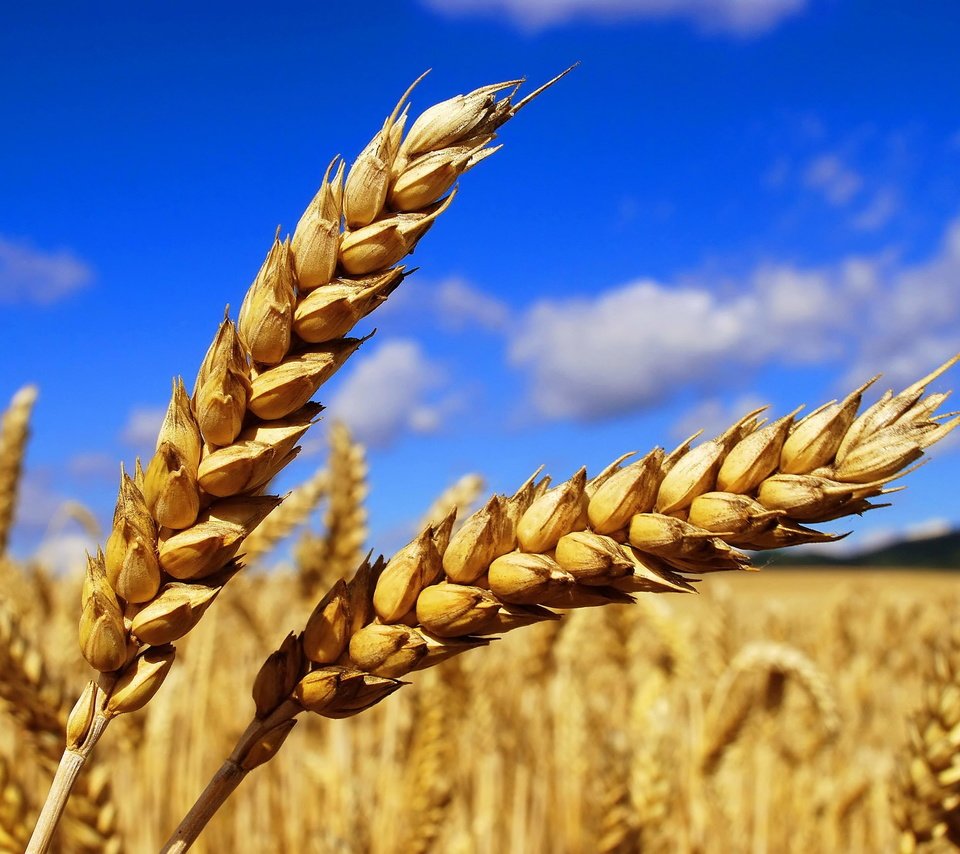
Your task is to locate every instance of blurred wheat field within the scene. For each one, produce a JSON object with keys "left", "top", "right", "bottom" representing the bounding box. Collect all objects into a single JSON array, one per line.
[{"left": 3, "top": 556, "right": 957, "bottom": 853}]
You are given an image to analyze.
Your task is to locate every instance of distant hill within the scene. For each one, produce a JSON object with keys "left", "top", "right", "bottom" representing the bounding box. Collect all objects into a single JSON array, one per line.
[{"left": 763, "top": 530, "right": 960, "bottom": 569}]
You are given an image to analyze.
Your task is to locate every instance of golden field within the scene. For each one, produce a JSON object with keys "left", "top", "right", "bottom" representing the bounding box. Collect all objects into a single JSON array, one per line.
[{"left": 3, "top": 560, "right": 958, "bottom": 853}]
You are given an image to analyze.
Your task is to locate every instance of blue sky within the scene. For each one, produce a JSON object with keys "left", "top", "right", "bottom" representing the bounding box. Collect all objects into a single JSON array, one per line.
[{"left": 2, "top": 0, "right": 960, "bottom": 570}]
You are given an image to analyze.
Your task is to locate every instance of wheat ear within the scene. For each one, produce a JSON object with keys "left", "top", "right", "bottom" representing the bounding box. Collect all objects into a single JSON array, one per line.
[
  {"left": 0, "top": 385, "right": 37, "bottom": 557},
  {"left": 893, "top": 640, "right": 960, "bottom": 852},
  {"left": 24, "top": 70, "right": 569, "bottom": 854},
  {"left": 296, "top": 421, "right": 368, "bottom": 595},
  {"left": 162, "top": 357, "right": 956, "bottom": 850}
]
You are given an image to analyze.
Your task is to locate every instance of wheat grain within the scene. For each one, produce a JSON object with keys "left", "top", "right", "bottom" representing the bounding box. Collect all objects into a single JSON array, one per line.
[{"left": 0, "top": 607, "right": 123, "bottom": 853}]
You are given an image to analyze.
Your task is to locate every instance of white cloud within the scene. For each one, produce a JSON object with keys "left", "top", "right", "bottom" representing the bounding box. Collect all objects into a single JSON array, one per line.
[
  {"left": 420, "top": 0, "right": 808, "bottom": 35},
  {"left": 510, "top": 216, "right": 960, "bottom": 422},
  {"left": 803, "top": 154, "right": 863, "bottom": 206},
  {"left": 121, "top": 407, "right": 165, "bottom": 449},
  {"left": 326, "top": 339, "right": 453, "bottom": 447},
  {"left": 851, "top": 188, "right": 899, "bottom": 232},
  {"left": 435, "top": 276, "right": 509, "bottom": 332},
  {"left": 68, "top": 452, "right": 118, "bottom": 480},
  {"left": 376, "top": 275, "right": 510, "bottom": 336},
  {"left": 0, "top": 236, "right": 93, "bottom": 305},
  {"left": 905, "top": 517, "right": 952, "bottom": 541}
]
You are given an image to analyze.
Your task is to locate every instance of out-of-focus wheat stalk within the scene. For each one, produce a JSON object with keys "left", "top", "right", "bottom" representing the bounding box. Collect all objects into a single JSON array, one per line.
[
  {"left": 163, "top": 356, "right": 957, "bottom": 850},
  {"left": 418, "top": 473, "right": 486, "bottom": 531},
  {"left": 700, "top": 640, "right": 839, "bottom": 774},
  {"left": 296, "top": 422, "right": 367, "bottom": 595},
  {"left": 240, "top": 467, "right": 328, "bottom": 567},
  {"left": 0, "top": 385, "right": 37, "bottom": 557},
  {"left": 893, "top": 640, "right": 960, "bottom": 853}
]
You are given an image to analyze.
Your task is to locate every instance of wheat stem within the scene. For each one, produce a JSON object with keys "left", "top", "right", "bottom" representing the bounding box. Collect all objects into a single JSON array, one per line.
[
  {"left": 159, "top": 761, "right": 247, "bottom": 854},
  {"left": 161, "top": 699, "right": 301, "bottom": 852},
  {"left": 25, "top": 712, "right": 109, "bottom": 854}
]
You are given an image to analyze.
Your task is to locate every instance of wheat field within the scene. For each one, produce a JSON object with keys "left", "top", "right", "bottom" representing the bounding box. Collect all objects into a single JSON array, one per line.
[{"left": 2, "top": 547, "right": 958, "bottom": 852}]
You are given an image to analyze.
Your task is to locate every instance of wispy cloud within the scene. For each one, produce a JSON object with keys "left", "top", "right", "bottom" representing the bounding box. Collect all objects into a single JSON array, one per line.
[
  {"left": 326, "top": 339, "right": 457, "bottom": 448},
  {"left": 435, "top": 277, "right": 509, "bottom": 332},
  {"left": 34, "top": 532, "right": 99, "bottom": 576},
  {"left": 803, "top": 154, "right": 863, "bottom": 206},
  {"left": 0, "top": 236, "right": 94, "bottom": 305},
  {"left": 121, "top": 407, "right": 165, "bottom": 449},
  {"left": 68, "top": 451, "right": 120, "bottom": 480},
  {"left": 509, "top": 216, "right": 960, "bottom": 421},
  {"left": 851, "top": 188, "right": 899, "bottom": 232},
  {"left": 376, "top": 275, "right": 510, "bottom": 336},
  {"left": 420, "top": 0, "right": 808, "bottom": 35}
]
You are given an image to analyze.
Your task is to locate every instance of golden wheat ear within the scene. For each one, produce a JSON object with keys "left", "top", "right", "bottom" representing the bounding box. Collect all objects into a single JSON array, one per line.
[
  {"left": 160, "top": 355, "right": 956, "bottom": 851},
  {"left": 25, "top": 70, "right": 568, "bottom": 854}
]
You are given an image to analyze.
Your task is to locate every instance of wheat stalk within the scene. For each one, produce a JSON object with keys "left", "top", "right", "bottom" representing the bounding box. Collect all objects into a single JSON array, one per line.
[
  {"left": 239, "top": 466, "right": 328, "bottom": 567},
  {"left": 700, "top": 640, "right": 839, "bottom": 774},
  {"left": 296, "top": 422, "right": 368, "bottom": 595},
  {"left": 0, "top": 385, "right": 37, "bottom": 557},
  {"left": 161, "top": 356, "right": 957, "bottom": 850},
  {"left": 418, "top": 472, "right": 486, "bottom": 531},
  {"left": 24, "top": 69, "right": 570, "bottom": 853},
  {"left": 893, "top": 639, "right": 960, "bottom": 852}
]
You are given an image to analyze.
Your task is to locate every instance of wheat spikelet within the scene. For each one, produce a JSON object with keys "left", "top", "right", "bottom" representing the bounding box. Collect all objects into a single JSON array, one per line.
[
  {"left": 296, "top": 422, "right": 368, "bottom": 595},
  {"left": 893, "top": 640, "right": 960, "bottom": 853},
  {"left": 239, "top": 467, "right": 328, "bottom": 567},
  {"left": 418, "top": 473, "right": 486, "bottom": 531},
  {"left": 0, "top": 385, "right": 37, "bottom": 557},
  {"left": 160, "top": 357, "right": 957, "bottom": 849},
  {"left": 0, "top": 755, "right": 31, "bottom": 854}
]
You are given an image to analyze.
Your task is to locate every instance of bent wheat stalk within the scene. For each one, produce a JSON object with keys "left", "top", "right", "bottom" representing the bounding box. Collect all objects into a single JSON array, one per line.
[
  {"left": 26, "top": 69, "right": 570, "bottom": 854},
  {"left": 163, "top": 356, "right": 958, "bottom": 851}
]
